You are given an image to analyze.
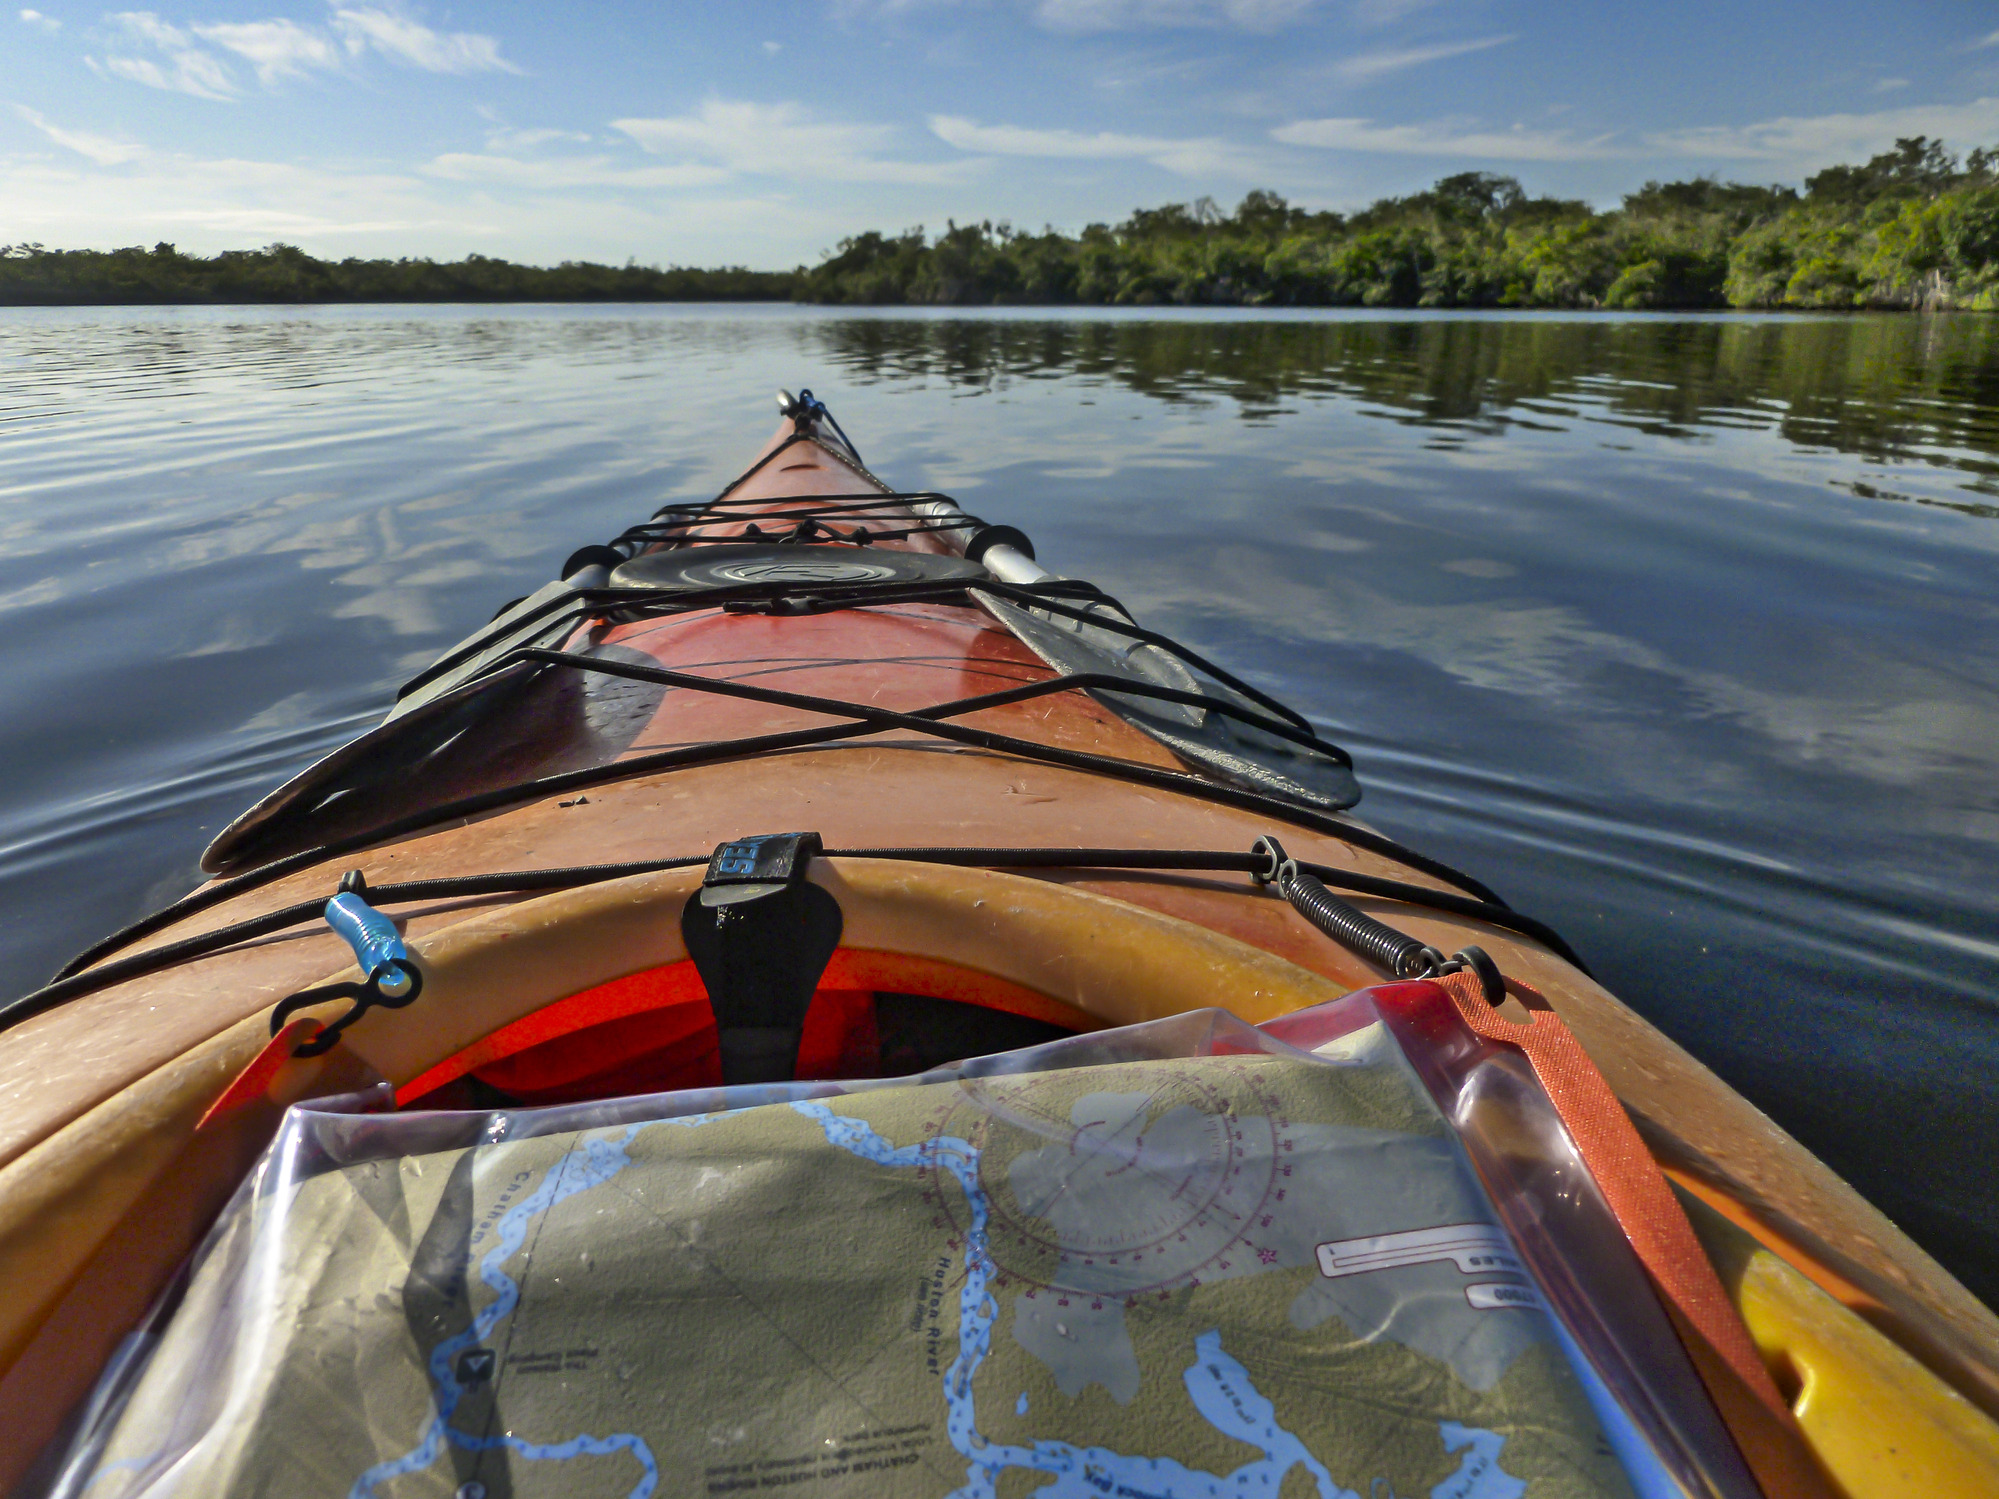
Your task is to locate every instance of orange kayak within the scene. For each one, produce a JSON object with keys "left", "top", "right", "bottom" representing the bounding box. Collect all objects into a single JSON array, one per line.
[{"left": 1, "top": 393, "right": 1995, "bottom": 1498}]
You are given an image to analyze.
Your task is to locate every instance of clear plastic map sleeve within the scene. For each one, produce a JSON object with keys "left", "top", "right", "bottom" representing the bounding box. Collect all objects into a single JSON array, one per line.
[{"left": 34, "top": 998, "right": 1752, "bottom": 1499}]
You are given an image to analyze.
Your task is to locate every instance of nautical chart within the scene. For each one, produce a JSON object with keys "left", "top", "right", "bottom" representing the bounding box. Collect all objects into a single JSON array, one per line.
[{"left": 75, "top": 1033, "right": 1635, "bottom": 1499}]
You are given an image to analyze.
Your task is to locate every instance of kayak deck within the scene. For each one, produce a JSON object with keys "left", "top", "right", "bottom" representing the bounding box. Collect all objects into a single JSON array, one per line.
[{"left": 1, "top": 398, "right": 1996, "bottom": 1495}]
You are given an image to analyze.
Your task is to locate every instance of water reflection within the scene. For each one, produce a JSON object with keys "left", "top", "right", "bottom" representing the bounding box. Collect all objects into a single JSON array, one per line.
[
  {"left": 0, "top": 305, "right": 1993, "bottom": 1306},
  {"left": 816, "top": 312, "right": 1999, "bottom": 510}
]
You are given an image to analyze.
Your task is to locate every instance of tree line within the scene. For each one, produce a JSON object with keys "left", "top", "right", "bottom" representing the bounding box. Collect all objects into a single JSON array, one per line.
[
  {"left": 799, "top": 138, "right": 1999, "bottom": 310},
  {"left": 0, "top": 244, "right": 792, "bottom": 304},
  {"left": 8, "top": 137, "right": 1999, "bottom": 310}
]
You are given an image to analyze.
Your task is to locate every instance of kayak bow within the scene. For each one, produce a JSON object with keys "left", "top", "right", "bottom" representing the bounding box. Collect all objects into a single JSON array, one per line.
[{"left": 2, "top": 391, "right": 1995, "bottom": 1499}]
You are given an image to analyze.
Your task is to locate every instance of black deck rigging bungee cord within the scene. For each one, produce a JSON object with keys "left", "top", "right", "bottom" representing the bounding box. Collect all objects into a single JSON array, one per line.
[
  {"left": 518, "top": 650, "right": 1339, "bottom": 758},
  {"left": 52, "top": 636, "right": 1513, "bottom": 992},
  {"left": 619, "top": 490, "right": 986, "bottom": 552},
  {"left": 392, "top": 570, "right": 1316, "bottom": 742},
  {"left": 12, "top": 390, "right": 1588, "bottom": 1031},
  {"left": 0, "top": 841, "right": 1584, "bottom": 1037}
]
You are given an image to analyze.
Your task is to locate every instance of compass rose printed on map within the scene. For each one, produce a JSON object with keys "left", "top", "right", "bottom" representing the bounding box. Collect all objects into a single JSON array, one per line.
[{"left": 68, "top": 1033, "right": 1636, "bottom": 1499}]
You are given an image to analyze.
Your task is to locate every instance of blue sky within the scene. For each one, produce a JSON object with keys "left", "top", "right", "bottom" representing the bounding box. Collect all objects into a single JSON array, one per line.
[{"left": 5, "top": 1, "right": 1999, "bottom": 266}]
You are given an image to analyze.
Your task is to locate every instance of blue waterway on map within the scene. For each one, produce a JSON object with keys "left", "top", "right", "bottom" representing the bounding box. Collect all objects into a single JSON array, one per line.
[
  {"left": 350, "top": 1123, "right": 660, "bottom": 1499},
  {"left": 338, "top": 1098, "right": 1560, "bottom": 1499},
  {"left": 788, "top": 1099, "right": 1526, "bottom": 1499}
]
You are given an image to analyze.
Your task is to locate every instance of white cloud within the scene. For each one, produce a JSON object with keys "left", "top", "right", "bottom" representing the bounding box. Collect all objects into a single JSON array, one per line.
[
  {"left": 930, "top": 115, "right": 1165, "bottom": 158},
  {"left": 1032, "top": 0, "right": 1317, "bottom": 33},
  {"left": 424, "top": 152, "right": 730, "bottom": 189},
  {"left": 929, "top": 114, "right": 1263, "bottom": 176},
  {"left": 93, "top": 8, "right": 517, "bottom": 95},
  {"left": 483, "top": 126, "right": 592, "bottom": 151},
  {"left": 1330, "top": 34, "right": 1516, "bottom": 84},
  {"left": 18, "top": 8, "right": 58, "bottom": 30},
  {"left": 614, "top": 98, "right": 973, "bottom": 184},
  {"left": 13, "top": 104, "right": 143, "bottom": 164},
  {"left": 192, "top": 18, "right": 340, "bottom": 83},
  {"left": 100, "top": 11, "right": 236, "bottom": 99},
  {"left": 1273, "top": 114, "right": 1621, "bottom": 161},
  {"left": 827, "top": 0, "right": 972, "bottom": 16},
  {"left": 1643, "top": 97, "right": 1999, "bottom": 168},
  {"left": 0, "top": 143, "right": 846, "bottom": 265},
  {"left": 1280, "top": 96, "right": 1999, "bottom": 174},
  {"left": 1872, "top": 78, "right": 1909, "bottom": 94},
  {"left": 762, "top": 39, "right": 781, "bottom": 54},
  {"left": 1976, "top": 29, "right": 1999, "bottom": 49},
  {"left": 331, "top": 8, "right": 518, "bottom": 74},
  {"left": 0, "top": 150, "right": 448, "bottom": 242}
]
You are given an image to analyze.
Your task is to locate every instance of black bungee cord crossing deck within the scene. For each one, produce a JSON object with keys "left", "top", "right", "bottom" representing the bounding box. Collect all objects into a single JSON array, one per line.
[{"left": 11, "top": 391, "right": 1589, "bottom": 1035}]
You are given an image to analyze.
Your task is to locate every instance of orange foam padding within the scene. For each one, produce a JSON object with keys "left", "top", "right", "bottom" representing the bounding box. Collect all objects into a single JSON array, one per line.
[
  {"left": 395, "top": 949, "right": 1096, "bottom": 1109},
  {"left": 396, "top": 961, "right": 710, "bottom": 1105},
  {"left": 473, "top": 1023, "right": 723, "bottom": 1107},
  {"left": 1427, "top": 969, "right": 1835, "bottom": 1499},
  {"left": 474, "top": 1005, "right": 720, "bottom": 1095}
]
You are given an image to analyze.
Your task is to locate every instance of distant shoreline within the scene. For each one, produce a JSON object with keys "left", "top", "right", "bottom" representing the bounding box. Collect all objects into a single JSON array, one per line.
[
  {"left": 0, "top": 297, "right": 1968, "bottom": 314},
  {"left": 10, "top": 141, "right": 1999, "bottom": 312}
]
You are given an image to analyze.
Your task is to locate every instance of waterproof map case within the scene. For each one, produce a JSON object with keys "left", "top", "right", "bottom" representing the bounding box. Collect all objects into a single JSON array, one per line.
[{"left": 37, "top": 995, "right": 1755, "bottom": 1499}]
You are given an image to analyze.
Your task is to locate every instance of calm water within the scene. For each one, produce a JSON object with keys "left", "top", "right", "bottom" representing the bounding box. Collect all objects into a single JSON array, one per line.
[{"left": 2, "top": 304, "right": 1996, "bottom": 1303}]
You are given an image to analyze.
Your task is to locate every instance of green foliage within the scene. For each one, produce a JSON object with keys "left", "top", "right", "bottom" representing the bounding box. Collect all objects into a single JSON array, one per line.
[
  {"left": 794, "top": 137, "right": 1999, "bottom": 311},
  {"left": 1806, "top": 136, "right": 1963, "bottom": 204},
  {"left": 0, "top": 242, "right": 796, "bottom": 305},
  {"left": 16, "top": 136, "right": 1999, "bottom": 309}
]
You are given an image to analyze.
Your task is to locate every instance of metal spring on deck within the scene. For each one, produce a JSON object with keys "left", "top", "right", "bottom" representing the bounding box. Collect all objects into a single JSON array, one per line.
[{"left": 1254, "top": 836, "right": 1443, "bottom": 981}]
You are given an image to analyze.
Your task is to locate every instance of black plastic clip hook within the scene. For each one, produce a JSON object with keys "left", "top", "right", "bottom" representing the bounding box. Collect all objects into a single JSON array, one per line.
[{"left": 270, "top": 873, "right": 426, "bottom": 1057}]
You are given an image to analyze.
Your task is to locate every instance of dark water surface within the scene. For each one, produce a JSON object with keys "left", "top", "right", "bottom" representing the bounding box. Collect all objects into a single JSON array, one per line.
[{"left": 3, "top": 305, "right": 1996, "bottom": 1302}]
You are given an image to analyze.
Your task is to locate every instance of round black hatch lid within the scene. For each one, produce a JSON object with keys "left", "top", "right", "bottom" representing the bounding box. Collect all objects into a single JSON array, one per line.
[{"left": 608, "top": 543, "right": 987, "bottom": 593}]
